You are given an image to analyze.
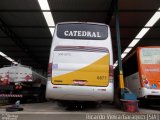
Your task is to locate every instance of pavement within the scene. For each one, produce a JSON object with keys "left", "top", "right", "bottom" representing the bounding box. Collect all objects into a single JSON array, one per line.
[{"left": 0, "top": 102, "right": 160, "bottom": 120}]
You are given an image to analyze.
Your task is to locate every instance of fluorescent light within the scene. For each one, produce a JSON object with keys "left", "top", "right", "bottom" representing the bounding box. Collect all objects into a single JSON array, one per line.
[
  {"left": 43, "top": 12, "right": 55, "bottom": 26},
  {"left": 113, "top": 61, "right": 118, "bottom": 66},
  {"left": 0, "top": 52, "right": 7, "bottom": 57},
  {"left": 113, "top": 64, "right": 116, "bottom": 67},
  {"left": 115, "top": 60, "right": 118, "bottom": 64},
  {"left": 123, "top": 48, "right": 132, "bottom": 53},
  {"left": 145, "top": 8, "right": 160, "bottom": 27},
  {"left": 113, "top": 63, "right": 118, "bottom": 67},
  {"left": 12, "top": 61, "right": 18, "bottom": 64},
  {"left": 113, "top": 64, "right": 118, "bottom": 69},
  {"left": 37, "top": 0, "right": 50, "bottom": 10},
  {"left": 113, "top": 61, "right": 118, "bottom": 69},
  {"left": 49, "top": 28, "right": 55, "bottom": 36},
  {"left": 0, "top": 51, "right": 18, "bottom": 63},
  {"left": 128, "top": 39, "right": 140, "bottom": 47},
  {"left": 37, "top": 0, "right": 55, "bottom": 35},
  {"left": 135, "top": 28, "right": 150, "bottom": 39},
  {"left": 43, "top": 12, "right": 55, "bottom": 35},
  {"left": 121, "top": 53, "right": 127, "bottom": 59},
  {"left": 5, "top": 56, "right": 14, "bottom": 62}
]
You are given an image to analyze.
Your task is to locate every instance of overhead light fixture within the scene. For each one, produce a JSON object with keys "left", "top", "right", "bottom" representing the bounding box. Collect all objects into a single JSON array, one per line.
[
  {"left": 135, "top": 28, "right": 150, "bottom": 39},
  {"left": 123, "top": 48, "right": 132, "bottom": 53},
  {"left": 12, "top": 61, "right": 18, "bottom": 64},
  {"left": 128, "top": 39, "right": 140, "bottom": 47},
  {"left": 113, "top": 61, "right": 118, "bottom": 69},
  {"left": 113, "top": 63, "right": 118, "bottom": 67},
  {"left": 145, "top": 8, "right": 160, "bottom": 27},
  {"left": 113, "top": 60, "right": 118, "bottom": 67},
  {"left": 37, "top": 0, "right": 55, "bottom": 35},
  {"left": 0, "top": 52, "right": 7, "bottom": 57},
  {"left": 113, "top": 64, "right": 118, "bottom": 67},
  {"left": 0, "top": 51, "right": 18, "bottom": 63},
  {"left": 43, "top": 12, "right": 55, "bottom": 26},
  {"left": 5, "top": 56, "right": 14, "bottom": 62},
  {"left": 43, "top": 12, "right": 55, "bottom": 34},
  {"left": 121, "top": 53, "right": 127, "bottom": 59},
  {"left": 49, "top": 28, "right": 55, "bottom": 36},
  {"left": 37, "top": 0, "right": 50, "bottom": 10}
]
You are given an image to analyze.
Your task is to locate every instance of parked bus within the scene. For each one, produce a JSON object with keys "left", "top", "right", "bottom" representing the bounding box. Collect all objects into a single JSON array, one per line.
[
  {"left": 124, "top": 46, "right": 160, "bottom": 101},
  {"left": 46, "top": 22, "right": 114, "bottom": 102}
]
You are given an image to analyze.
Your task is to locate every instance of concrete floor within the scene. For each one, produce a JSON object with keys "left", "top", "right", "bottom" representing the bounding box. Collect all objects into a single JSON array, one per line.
[{"left": 0, "top": 102, "right": 160, "bottom": 120}]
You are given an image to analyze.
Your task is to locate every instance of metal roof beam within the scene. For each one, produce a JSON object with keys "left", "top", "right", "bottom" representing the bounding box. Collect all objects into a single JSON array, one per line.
[
  {"left": 0, "top": 36, "right": 52, "bottom": 39},
  {"left": 0, "top": 36, "right": 160, "bottom": 40},
  {"left": 1, "top": 25, "right": 160, "bottom": 29},
  {"left": 0, "top": 9, "right": 158, "bottom": 12}
]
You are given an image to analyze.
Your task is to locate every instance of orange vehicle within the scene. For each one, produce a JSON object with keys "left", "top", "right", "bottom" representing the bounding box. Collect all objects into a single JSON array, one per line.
[{"left": 125, "top": 46, "right": 160, "bottom": 100}]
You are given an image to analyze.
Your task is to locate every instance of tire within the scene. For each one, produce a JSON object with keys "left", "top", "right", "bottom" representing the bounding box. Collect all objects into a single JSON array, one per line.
[
  {"left": 139, "top": 99, "right": 150, "bottom": 108},
  {"left": 6, "top": 107, "right": 23, "bottom": 112}
]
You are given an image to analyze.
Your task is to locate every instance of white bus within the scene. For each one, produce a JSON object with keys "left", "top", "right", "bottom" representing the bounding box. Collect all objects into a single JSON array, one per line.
[{"left": 46, "top": 22, "right": 114, "bottom": 102}]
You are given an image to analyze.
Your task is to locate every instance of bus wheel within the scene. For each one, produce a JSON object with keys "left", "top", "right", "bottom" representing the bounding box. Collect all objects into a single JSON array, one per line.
[{"left": 139, "top": 99, "right": 150, "bottom": 108}]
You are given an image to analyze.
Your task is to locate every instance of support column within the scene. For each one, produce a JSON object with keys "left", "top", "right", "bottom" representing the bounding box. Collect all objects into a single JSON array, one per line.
[{"left": 114, "top": 0, "right": 125, "bottom": 97}]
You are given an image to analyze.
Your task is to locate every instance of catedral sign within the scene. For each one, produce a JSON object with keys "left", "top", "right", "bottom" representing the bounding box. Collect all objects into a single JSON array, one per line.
[
  {"left": 64, "top": 31, "right": 101, "bottom": 38},
  {"left": 57, "top": 23, "right": 108, "bottom": 40}
]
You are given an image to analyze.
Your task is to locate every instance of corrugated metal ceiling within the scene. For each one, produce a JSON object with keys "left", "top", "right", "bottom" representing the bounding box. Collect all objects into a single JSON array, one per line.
[{"left": 0, "top": 0, "right": 159, "bottom": 73}]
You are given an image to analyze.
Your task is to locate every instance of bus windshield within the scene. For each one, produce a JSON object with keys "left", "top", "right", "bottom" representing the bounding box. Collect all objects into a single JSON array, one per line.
[{"left": 140, "top": 48, "right": 160, "bottom": 64}]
